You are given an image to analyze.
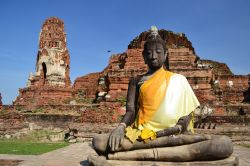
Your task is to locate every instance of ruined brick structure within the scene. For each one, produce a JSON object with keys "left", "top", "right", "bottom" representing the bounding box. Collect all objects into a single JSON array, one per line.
[
  {"left": 31, "top": 17, "right": 70, "bottom": 87},
  {"left": 13, "top": 19, "right": 250, "bottom": 119},
  {"left": 73, "top": 73, "right": 102, "bottom": 100},
  {"left": 74, "top": 29, "right": 250, "bottom": 117},
  {"left": 74, "top": 30, "right": 212, "bottom": 102},
  {"left": 14, "top": 17, "right": 72, "bottom": 108}
]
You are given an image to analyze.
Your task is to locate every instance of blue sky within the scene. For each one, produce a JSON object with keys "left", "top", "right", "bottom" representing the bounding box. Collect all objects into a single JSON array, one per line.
[{"left": 0, "top": 0, "right": 249, "bottom": 104}]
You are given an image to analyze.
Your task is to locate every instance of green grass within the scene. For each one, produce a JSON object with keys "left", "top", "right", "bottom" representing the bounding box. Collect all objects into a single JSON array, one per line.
[
  {"left": 241, "top": 144, "right": 250, "bottom": 148},
  {"left": 0, "top": 140, "right": 69, "bottom": 155},
  {"left": 17, "top": 130, "right": 58, "bottom": 142},
  {"left": 0, "top": 129, "right": 69, "bottom": 155}
]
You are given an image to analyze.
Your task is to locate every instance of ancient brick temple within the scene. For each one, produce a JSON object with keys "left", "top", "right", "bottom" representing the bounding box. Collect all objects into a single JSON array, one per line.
[
  {"left": 14, "top": 17, "right": 72, "bottom": 108},
  {"left": 74, "top": 29, "right": 250, "bottom": 116},
  {"left": 13, "top": 18, "right": 250, "bottom": 118}
]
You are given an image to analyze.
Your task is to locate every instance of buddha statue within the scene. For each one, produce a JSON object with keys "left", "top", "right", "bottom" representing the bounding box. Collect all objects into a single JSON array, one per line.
[{"left": 89, "top": 26, "right": 234, "bottom": 165}]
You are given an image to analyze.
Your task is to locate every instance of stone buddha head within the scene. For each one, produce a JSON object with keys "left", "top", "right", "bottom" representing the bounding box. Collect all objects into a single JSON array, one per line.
[{"left": 143, "top": 26, "right": 169, "bottom": 71}]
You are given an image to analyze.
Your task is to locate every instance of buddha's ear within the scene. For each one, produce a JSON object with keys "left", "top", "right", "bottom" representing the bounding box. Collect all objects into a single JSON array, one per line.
[
  {"left": 162, "top": 51, "right": 167, "bottom": 62},
  {"left": 164, "top": 50, "right": 168, "bottom": 57},
  {"left": 142, "top": 50, "right": 148, "bottom": 64},
  {"left": 164, "top": 51, "right": 167, "bottom": 59},
  {"left": 164, "top": 51, "right": 170, "bottom": 70}
]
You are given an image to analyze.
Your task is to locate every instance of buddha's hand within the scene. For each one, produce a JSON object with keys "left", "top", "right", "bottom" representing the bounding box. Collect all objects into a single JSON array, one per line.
[{"left": 108, "top": 124, "right": 125, "bottom": 152}]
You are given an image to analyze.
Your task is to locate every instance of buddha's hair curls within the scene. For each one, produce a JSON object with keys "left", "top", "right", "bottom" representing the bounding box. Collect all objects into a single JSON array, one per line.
[
  {"left": 144, "top": 26, "right": 167, "bottom": 52},
  {"left": 143, "top": 26, "right": 169, "bottom": 70}
]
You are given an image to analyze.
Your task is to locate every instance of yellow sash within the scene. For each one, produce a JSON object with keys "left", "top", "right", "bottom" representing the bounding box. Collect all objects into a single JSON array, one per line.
[{"left": 137, "top": 67, "right": 173, "bottom": 126}]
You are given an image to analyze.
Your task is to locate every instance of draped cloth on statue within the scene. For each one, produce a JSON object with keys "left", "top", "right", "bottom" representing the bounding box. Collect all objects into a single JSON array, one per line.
[{"left": 136, "top": 67, "right": 200, "bottom": 132}]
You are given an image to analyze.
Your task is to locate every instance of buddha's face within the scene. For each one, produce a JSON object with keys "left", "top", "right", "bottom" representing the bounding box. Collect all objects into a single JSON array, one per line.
[{"left": 143, "top": 42, "right": 166, "bottom": 71}]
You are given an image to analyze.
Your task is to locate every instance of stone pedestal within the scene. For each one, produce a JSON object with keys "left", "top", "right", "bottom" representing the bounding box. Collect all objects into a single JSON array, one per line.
[{"left": 88, "top": 155, "right": 239, "bottom": 166}]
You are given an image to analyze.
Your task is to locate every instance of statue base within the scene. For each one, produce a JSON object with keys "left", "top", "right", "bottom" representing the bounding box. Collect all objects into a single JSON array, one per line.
[{"left": 88, "top": 155, "right": 239, "bottom": 166}]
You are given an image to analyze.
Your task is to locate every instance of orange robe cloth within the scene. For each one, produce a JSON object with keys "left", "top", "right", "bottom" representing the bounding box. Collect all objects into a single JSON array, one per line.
[{"left": 137, "top": 67, "right": 173, "bottom": 125}]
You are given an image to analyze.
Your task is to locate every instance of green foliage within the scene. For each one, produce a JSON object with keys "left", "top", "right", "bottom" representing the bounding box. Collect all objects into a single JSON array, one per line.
[
  {"left": 0, "top": 109, "right": 6, "bottom": 116},
  {"left": 116, "top": 97, "right": 127, "bottom": 106},
  {"left": 75, "top": 98, "right": 93, "bottom": 104},
  {"left": 62, "top": 98, "right": 72, "bottom": 104},
  {"left": 0, "top": 140, "right": 68, "bottom": 155},
  {"left": 30, "top": 98, "right": 36, "bottom": 104},
  {"left": 47, "top": 100, "right": 57, "bottom": 106},
  {"left": 15, "top": 106, "right": 22, "bottom": 111},
  {"left": 110, "top": 54, "right": 117, "bottom": 58},
  {"left": 211, "top": 82, "right": 220, "bottom": 90},
  {"left": 77, "top": 90, "right": 85, "bottom": 97},
  {"left": 32, "top": 108, "right": 44, "bottom": 113},
  {"left": 241, "top": 144, "right": 250, "bottom": 148}
]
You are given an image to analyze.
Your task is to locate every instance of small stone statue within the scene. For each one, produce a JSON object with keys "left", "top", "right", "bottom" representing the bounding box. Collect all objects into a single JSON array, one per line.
[{"left": 89, "top": 26, "right": 234, "bottom": 164}]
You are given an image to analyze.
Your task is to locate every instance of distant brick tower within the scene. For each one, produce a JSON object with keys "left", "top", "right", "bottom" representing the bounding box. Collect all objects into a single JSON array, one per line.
[
  {"left": 14, "top": 17, "right": 72, "bottom": 109},
  {"left": 28, "top": 17, "right": 70, "bottom": 87}
]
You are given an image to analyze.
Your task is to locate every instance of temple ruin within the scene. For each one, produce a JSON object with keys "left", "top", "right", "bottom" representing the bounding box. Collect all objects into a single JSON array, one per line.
[
  {"left": 74, "top": 29, "right": 250, "bottom": 118},
  {"left": 13, "top": 17, "right": 250, "bottom": 121},
  {"left": 14, "top": 17, "right": 72, "bottom": 108}
]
